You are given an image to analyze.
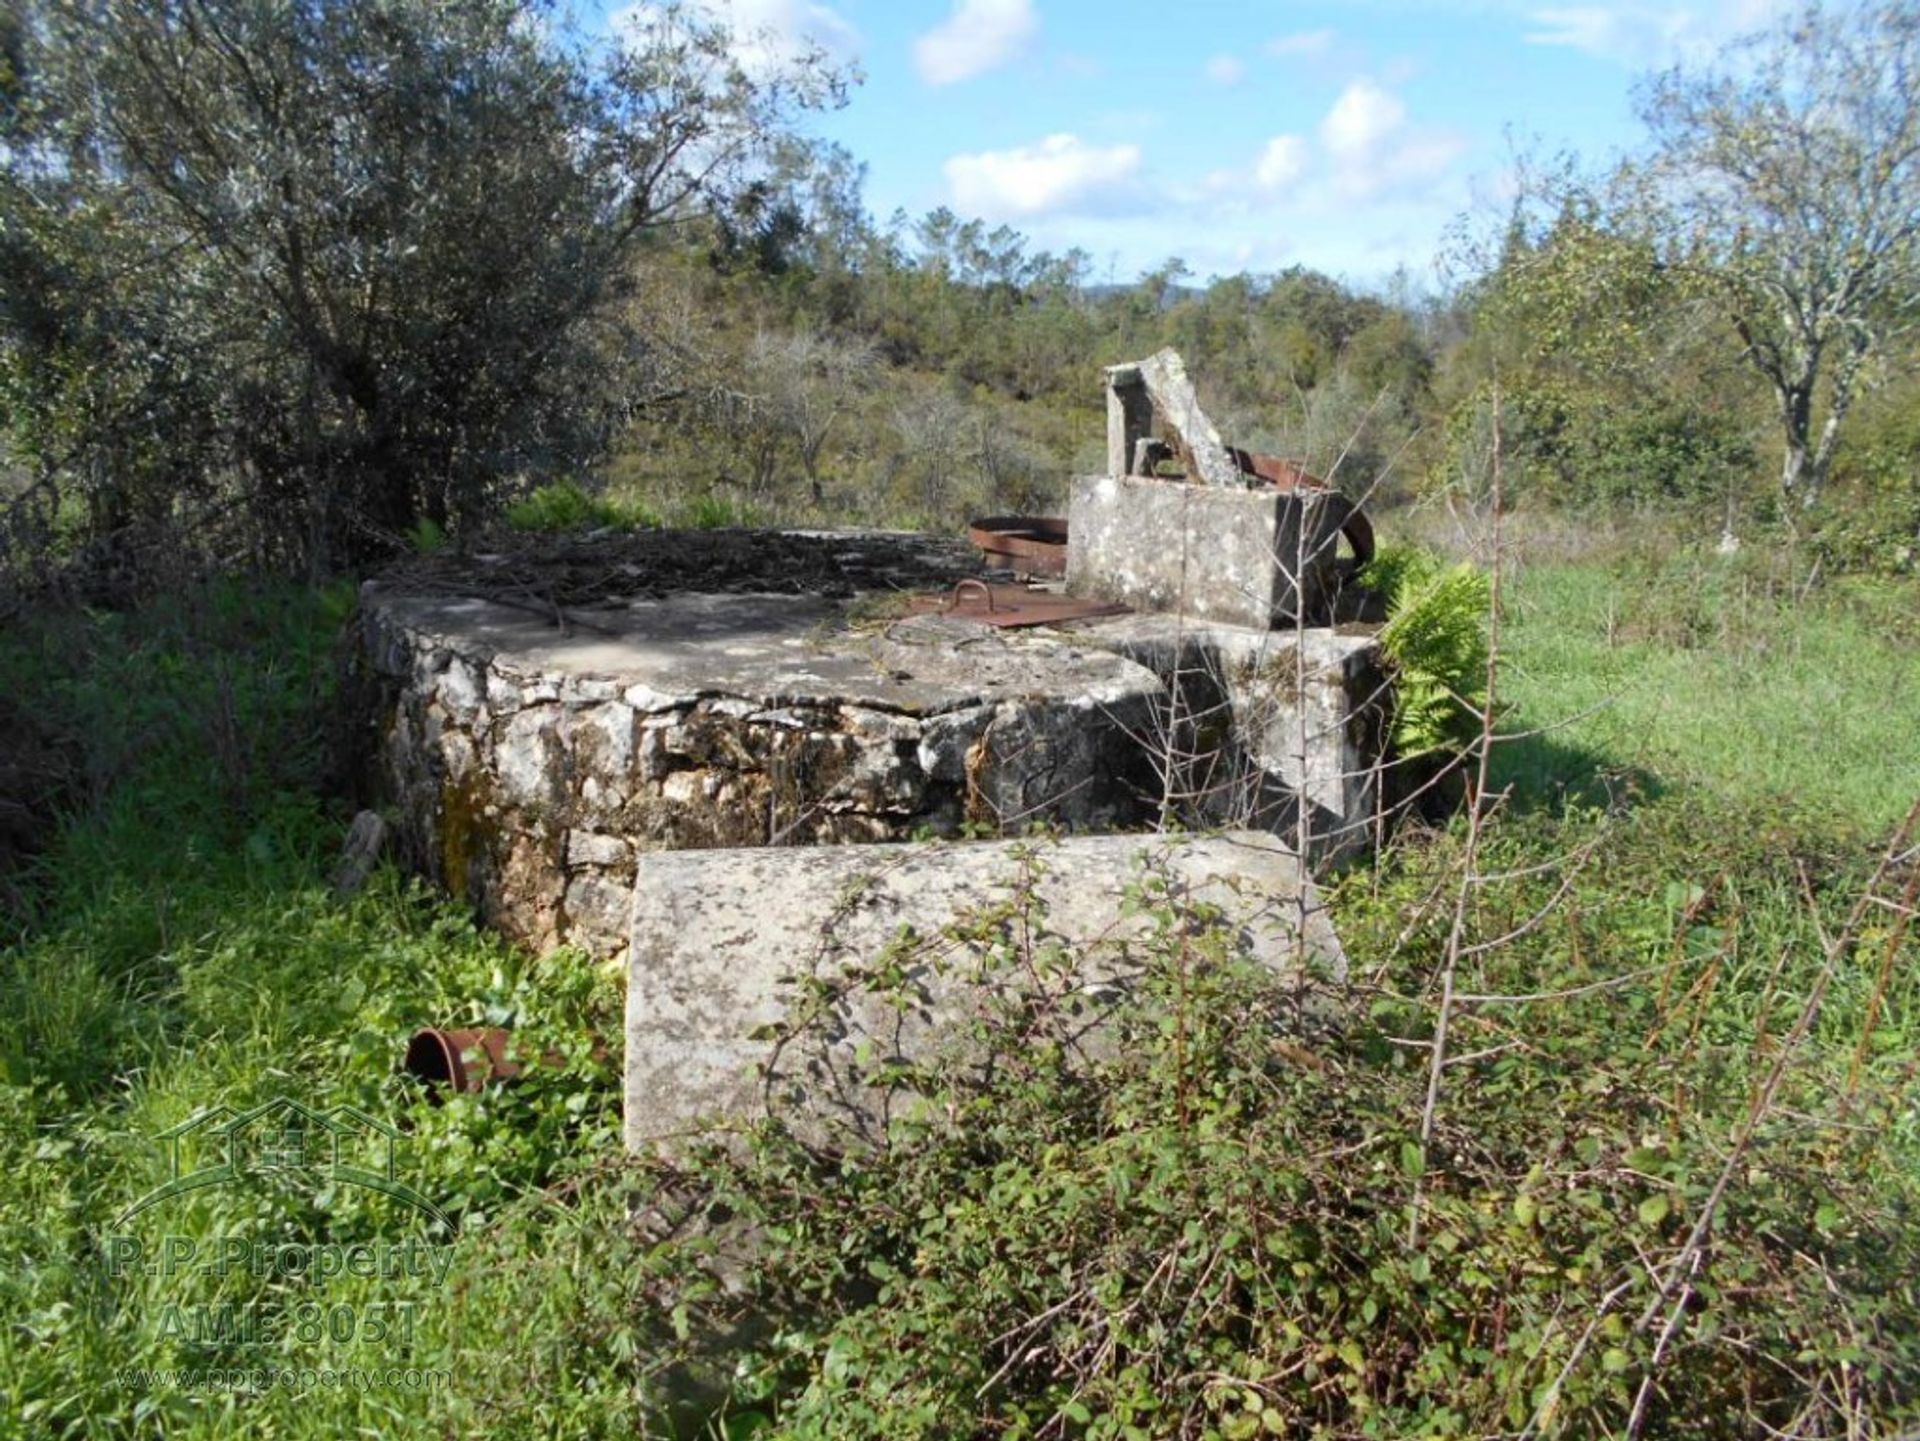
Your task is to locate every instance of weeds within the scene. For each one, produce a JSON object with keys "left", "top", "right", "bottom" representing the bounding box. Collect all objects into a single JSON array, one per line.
[
  {"left": 507, "top": 480, "right": 664, "bottom": 534},
  {"left": 1, "top": 552, "right": 1916, "bottom": 1437},
  {"left": 628, "top": 800, "right": 1920, "bottom": 1439},
  {"left": 0, "top": 588, "right": 627, "bottom": 1438}
]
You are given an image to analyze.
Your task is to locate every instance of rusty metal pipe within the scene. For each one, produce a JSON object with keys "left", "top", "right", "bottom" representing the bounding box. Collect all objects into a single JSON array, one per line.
[{"left": 402, "top": 1027, "right": 524, "bottom": 1097}]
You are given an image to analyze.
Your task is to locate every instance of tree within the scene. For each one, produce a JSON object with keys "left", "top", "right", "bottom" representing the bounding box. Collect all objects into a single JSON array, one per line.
[
  {"left": 0, "top": 0, "right": 843, "bottom": 573},
  {"left": 737, "top": 328, "right": 873, "bottom": 505},
  {"left": 1628, "top": 3, "right": 1920, "bottom": 509}
]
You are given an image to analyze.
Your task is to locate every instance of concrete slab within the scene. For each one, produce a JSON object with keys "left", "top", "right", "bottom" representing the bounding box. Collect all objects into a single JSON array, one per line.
[
  {"left": 1073, "top": 613, "right": 1388, "bottom": 856},
  {"left": 1066, "top": 474, "right": 1357, "bottom": 627},
  {"left": 364, "top": 591, "right": 1158, "bottom": 717},
  {"left": 624, "top": 830, "right": 1343, "bottom": 1151}
]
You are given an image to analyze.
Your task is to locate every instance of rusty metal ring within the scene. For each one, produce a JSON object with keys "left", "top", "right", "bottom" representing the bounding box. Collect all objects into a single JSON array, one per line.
[{"left": 946, "top": 578, "right": 997, "bottom": 614}]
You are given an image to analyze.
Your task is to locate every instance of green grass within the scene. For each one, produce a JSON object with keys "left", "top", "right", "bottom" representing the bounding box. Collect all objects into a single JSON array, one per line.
[
  {"left": 1, "top": 548, "right": 1916, "bottom": 1437},
  {"left": 505, "top": 479, "right": 765, "bottom": 535},
  {"left": 1492, "top": 550, "right": 1920, "bottom": 831},
  {"left": 505, "top": 479, "right": 664, "bottom": 533},
  {"left": 0, "top": 586, "right": 634, "bottom": 1438}
]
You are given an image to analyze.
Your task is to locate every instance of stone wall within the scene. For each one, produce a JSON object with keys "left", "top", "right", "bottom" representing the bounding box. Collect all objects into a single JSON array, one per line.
[
  {"left": 347, "top": 530, "right": 1393, "bottom": 965},
  {"left": 351, "top": 590, "right": 1164, "bottom": 961}
]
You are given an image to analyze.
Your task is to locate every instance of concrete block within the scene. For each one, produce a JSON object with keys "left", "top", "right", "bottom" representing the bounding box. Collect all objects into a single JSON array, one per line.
[
  {"left": 1067, "top": 474, "right": 1356, "bottom": 627},
  {"left": 625, "top": 831, "right": 1343, "bottom": 1151},
  {"left": 1077, "top": 614, "right": 1387, "bottom": 859}
]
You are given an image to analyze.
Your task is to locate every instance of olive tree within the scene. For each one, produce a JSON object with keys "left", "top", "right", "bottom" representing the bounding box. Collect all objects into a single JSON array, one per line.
[
  {"left": 1628, "top": 3, "right": 1920, "bottom": 509},
  {"left": 0, "top": 0, "right": 844, "bottom": 573}
]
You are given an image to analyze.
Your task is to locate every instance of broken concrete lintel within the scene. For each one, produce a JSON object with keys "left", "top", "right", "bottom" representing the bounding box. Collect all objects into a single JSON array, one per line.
[{"left": 1104, "top": 348, "right": 1244, "bottom": 488}]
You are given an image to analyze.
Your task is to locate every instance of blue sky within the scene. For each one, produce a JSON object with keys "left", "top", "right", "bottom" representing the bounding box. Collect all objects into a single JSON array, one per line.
[{"left": 601, "top": 0, "right": 1793, "bottom": 287}]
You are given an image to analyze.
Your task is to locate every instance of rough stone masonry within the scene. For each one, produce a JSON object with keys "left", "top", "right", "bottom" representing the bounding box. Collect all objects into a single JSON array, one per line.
[{"left": 353, "top": 575, "right": 1385, "bottom": 963}]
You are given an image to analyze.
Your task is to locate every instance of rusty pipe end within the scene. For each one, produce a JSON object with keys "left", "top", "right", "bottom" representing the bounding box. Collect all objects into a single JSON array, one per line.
[{"left": 403, "top": 1027, "right": 522, "bottom": 1099}]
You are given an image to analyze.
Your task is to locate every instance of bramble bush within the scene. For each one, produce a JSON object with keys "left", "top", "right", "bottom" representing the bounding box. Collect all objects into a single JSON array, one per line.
[{"left": 629, "top": 804, "right": 1920, "bottom": 1438}]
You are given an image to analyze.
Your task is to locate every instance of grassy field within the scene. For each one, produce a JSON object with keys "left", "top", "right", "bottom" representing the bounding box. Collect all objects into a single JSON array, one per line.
[
  {"left": 1493, "top": 550, "right": 1920, "bottom": 830},
  {"left": 0, "top": 543, "right": 1915, "bottom": 1437}
]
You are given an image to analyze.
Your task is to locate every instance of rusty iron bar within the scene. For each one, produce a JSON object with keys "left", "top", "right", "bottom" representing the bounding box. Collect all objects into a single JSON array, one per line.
[
  {"left": 947, "top": 578, "right": 997, "bottom": 613},
  {"left": 905, "top": 581, "right": 1130, "bottom": 630}
]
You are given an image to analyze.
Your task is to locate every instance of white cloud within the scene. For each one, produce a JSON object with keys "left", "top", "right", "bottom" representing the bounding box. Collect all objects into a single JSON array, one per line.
[
  {"left": 914, "top": 0, "right": 1039, "bottom": 86},
  {"left": 613, "top": 0, "right": 857, "bottom": 78},
  {"left": 1254, "top": 134, "right": 1309, "bottom": 190},
  {"left": 1265, "top": 28, "right": 1336, "bottom": 59},
  {"left": 1176, "top": 79, "right": 1462, "bottom": 219},
  {"left": 1522, "top": 1, "right": 1786, "bottom": 65},
  {"left": 1321, "top": 80, "right": 1407, "bottom": 162},
  {"left": 1523, "top": 6, "right": 1687, "bottom": 63},
  {"left": 1318, "top": 79, "right": 1465, "bottom": 199},
  {"left": 1205, "top": 54, "right": 1247, "bottom": 86},
  {"left": 943, "top": 133, "right": 1145, "bottom": 219}
]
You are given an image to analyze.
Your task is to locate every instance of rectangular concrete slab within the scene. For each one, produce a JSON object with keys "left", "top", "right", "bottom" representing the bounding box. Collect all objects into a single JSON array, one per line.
[
  {"left": 1067, "top": 474, "right": 1353, "bottom": 627},
  {"left": 625, "top": 831, "right": 1343, "bottom": 1152}
]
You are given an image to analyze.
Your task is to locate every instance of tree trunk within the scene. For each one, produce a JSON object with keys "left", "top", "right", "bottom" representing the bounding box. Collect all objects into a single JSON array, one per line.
[
  {"left": 1777, "top": 377, "right": 1817, "bottom": 508},
  {"left": 1781, "top": 440, "right": 1811, "bottom": 505}
]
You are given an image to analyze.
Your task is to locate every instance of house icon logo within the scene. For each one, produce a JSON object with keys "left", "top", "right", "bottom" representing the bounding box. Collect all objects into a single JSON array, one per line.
[{"left": 117, "top": 1096, "right": 449, "bottom": 1228}]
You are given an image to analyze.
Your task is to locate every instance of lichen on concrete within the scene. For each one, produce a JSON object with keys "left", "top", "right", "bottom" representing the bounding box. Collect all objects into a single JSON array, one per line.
[{"left": 625, "top": 830, "right": 1346, "bottom": 1151}]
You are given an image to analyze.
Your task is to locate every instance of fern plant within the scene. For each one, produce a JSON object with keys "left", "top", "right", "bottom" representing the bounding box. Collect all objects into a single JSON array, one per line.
[{"left": 1358, "top": 542, "right": 1493, "bottom": 757}]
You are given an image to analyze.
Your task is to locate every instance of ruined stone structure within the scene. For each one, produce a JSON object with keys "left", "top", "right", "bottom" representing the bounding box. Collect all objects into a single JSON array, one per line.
[
  {"left": 346, "top": 351, "right": 1398, "bottom": 1152},
  {"left": 352, "top": 532, "right": 1386, "bottom": 966},
  {"left": 1073, "top": 349, "right": 1374, "bottom": 627}
]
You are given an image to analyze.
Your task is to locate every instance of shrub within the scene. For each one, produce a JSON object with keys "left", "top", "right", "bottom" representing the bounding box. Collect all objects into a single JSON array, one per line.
[
  {"left": 628, "top": 805, "right": 1920, "bottom": 1438},
  {"left": 505, "top": 480, "right": 662, "bottom": 534},
  {"left": 1, "top": 0, "right": 842, "bottom": 574},
  {"left": 1812, "top": 398, "right": 1920, "bottom": 576}
]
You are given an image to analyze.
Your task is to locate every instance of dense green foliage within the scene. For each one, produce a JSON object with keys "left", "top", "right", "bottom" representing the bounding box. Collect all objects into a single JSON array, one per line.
[
  {"left": 0, "top": 586, "right": 631, "bottom": 1436},
  {"left": 0, "top": 0, "right": 840, "bottom": 574},
  {"left": 1357, "top": 544, "right": 1494, "bottom": 758},
  {"left": 505, "top": 479, "right": 664, "bottom": 534}
]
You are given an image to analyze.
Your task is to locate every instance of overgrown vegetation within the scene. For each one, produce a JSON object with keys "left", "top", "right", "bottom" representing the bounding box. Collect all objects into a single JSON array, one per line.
[
  {"left": 5, "top": 3, "right": 1916, "bottom": 583},
  {"left": 0, "top": 588, "right": 630, "bottom": 1436},
  {"left": 1358, "top": 543, "right": 1494, "bottom": 759},
  {"left": 640, "top": 802, "right": 1920, "bottom": 1439},
  {"left": 0, "top": 561, "right": 1915, "bottom": 1436},
  {"left": 505, "top": 480, "right": 664, "bottom": 535},
  {"left": 2, "top": 0, "right": 1918, "bottom": 1435}
]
